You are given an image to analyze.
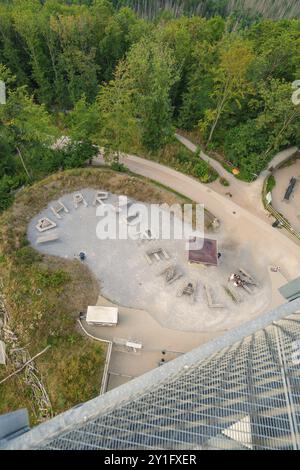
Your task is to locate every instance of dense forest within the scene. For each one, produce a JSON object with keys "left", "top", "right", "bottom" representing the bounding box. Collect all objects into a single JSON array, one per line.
[
  {"left": 112, "top": 0, "right": 300, "bottom": 20},
  {"left": 0, "top": 0, "right": 300, "bottom": 210}
]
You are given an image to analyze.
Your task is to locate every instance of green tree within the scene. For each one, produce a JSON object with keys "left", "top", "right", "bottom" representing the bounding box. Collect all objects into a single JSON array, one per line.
[
  {"left": 247, "top": 20, "right": 300, "bottom": 82},
  {"left": 49, "top": 8, "right": 99, "bottom": 107},
  {"left": 97, "top": 60, "right": 140, "bottom": 162},
  {"left": 65, "top": 95, "right": 101, "bottom": 143},
  {"left": 0, "top": 3, "right": 29, "bottom": 87},
  {"left": 126, "top": 38, "right": 179, "bottom": 151},
  {"left": 256, "top": 79, "right": 300, "bottom": 159},
  {"left": 0, "top": 82, "right": 58, "bottom": 179},
  {"left": 200, "top": 36, "right": 254, "bottom": 145},
  {"left": 12, "top": 0, "right": 54, "bottom": 105}
]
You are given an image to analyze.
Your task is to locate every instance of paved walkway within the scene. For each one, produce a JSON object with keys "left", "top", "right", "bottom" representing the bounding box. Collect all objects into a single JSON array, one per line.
[
  {"left": 83, "top": 295, "right": 223, "bottom": 390},
  {"left": 272, "top": 158, "right": 300, "bottom": 232},
  {"left": 175, "top": 133, "right": 299, "bottom": 219},
  {"left": 93, "top": 152, "right": 300, "bottom": 281}
]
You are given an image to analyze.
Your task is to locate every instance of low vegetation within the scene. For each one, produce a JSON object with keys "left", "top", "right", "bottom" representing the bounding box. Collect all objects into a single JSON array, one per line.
[
  {"left": 219, "top": 177, "right": 230, "bottom": 187},
  {"left": 1, "top": 1, "right": 299, "bottom": 203},
  {"left": 266, "top": 175, "right": 276, "bottom": 194},
  {"left": 143, "top": 141, "right": 218, "bottom": 183}
]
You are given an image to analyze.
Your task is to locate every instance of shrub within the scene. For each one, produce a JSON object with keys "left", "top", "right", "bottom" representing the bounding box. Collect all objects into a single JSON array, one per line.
[
  {"left": 193, "top": 161, "right": 209, "bottom": 179},
  {"left": 266, "top": 175, "right": 276, "bottom": 193},
  {"left": 0, "top": 174, "right": 25, "bottom": 212},
  {"left": 34, "top": 269, "right": 71, "bottom": 289},
  {"left": 176, "top": 149, "right": 190, "bottom": 164},
  {"left": 110, "top": 161, "right": 127, "bottom": 172},
  {"left": 219, "top": 177, "right": 230, "bottom": 186},
  {"left": 14, "top": 247, "right": 43, "bottom": 266}
]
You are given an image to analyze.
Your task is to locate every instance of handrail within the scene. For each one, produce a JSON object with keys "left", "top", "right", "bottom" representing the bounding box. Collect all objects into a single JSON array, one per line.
[
  {"left": 77, "top": 319, "right": 113, "bottom": 395},
  {"left": 262, "top": 177, "right": 300, "bottom": 243}
]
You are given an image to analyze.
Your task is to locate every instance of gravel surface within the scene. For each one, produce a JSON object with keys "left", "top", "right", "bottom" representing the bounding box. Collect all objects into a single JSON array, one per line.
[{"left": 27, "top": 188, "right": 272, "bottom": 332}]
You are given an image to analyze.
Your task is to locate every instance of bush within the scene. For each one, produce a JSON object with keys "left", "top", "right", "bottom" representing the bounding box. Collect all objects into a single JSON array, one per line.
[
  {"left": 0, "top": 174, "right": 26, "bottom": 212},
  {"left": 219, "top": 177, "right": 230, "bottom": 186},
  {"left": 63, "top": 142, "right": 97, "bottom": 169},
  {"left": 224, "top": 120, "right": 268, "bottom": 179},
  {"left": 110, "top": 161, "right": 127, "bottom": 172},
  {"left": 173, "top": 148, "right": 217, "bottom": 183},
  {"left": 14, "top": 247, "right": 43, "bottom": 266},
  {"left": 266, "top": 175, "right": 276, "bottom": 193}
]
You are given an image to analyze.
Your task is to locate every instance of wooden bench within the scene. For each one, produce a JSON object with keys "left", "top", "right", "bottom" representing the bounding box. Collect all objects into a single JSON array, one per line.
[
  {"left": 204, "top": 285, "right": 224, "bottom": 308},
  {"left": 36, "top": 232, "right": 59, "bottom": 244}
]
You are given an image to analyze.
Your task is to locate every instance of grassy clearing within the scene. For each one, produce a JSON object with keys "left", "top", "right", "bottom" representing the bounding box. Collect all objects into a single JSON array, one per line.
[{"left": 0, "top": 167, "right": 215, "bottom": 425}]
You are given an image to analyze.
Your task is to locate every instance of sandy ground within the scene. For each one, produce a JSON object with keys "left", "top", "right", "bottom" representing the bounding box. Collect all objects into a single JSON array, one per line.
[
  {"left": 27, "top": 187, "right": 289, "bottom": 392},
  {"left": 103, "top": 153, "right": 300, "bottom": 280},
  {"left": 272, "top": 159, "right": 300, "bottom": 233},
  {"left": 27, "top": 189, "right": 273, "bottom": 333}
]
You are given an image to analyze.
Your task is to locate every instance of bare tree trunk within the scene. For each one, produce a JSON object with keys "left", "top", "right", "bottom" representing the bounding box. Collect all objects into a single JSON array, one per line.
[
  {"left": 16, "top": 146, "right": 31, "bottom": 180},
  {"left": 0, "top": 345, "right": 51, "bottom": 385},
  {"left": 207, "top": 86, "right": 228, "bottom": 146}
]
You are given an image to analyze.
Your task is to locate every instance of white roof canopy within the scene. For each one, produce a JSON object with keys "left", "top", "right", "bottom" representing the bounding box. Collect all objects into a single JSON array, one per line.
[{"left": 86, "top": 306, "right": 118, "bottom": 325}]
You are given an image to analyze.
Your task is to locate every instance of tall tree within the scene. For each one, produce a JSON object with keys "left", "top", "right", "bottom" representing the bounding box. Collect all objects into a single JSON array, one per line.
[
  {"left": 126, "top": 38, "right": 179, "bottom": 150},
  {"left": 49, "top": 8, "right": 99, "bottom": 107},
  {"left": 200, "top": 36, "right": 254, "bottom": 145},
  {"left": 97, "top": 60, "right": 140, "bottom": 161},
  {"left": 12, "top": 0, "right": 54, "bottom": 105},
  {"left": 256, "top": 79, "right": 300, "bottom": 158},
  {"left": 0, "top": 75, "right": 58, "bottom": 179}
]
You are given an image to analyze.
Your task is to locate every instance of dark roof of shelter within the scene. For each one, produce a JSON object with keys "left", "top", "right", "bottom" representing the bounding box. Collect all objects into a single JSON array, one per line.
[{"left": 188, "top": 237, "right": 218, "bottom": 266}]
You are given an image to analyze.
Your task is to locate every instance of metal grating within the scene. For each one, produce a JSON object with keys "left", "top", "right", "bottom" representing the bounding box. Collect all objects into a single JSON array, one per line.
[{"left": 36, "top": 312, "right": 300, "bottom": 450}]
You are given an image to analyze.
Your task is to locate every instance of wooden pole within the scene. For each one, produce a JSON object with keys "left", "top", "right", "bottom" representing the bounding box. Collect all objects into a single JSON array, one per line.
[{"left": 0, "top": 345, "right": 51, "bottom": 385}]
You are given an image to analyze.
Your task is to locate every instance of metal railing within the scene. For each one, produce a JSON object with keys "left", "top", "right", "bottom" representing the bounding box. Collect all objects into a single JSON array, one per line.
[
  {"left": 77, "top": 318, "right": 113, "bottom": 395},
  {"left": 262, "top": 177, "right": 300, "bottom": 243}
]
